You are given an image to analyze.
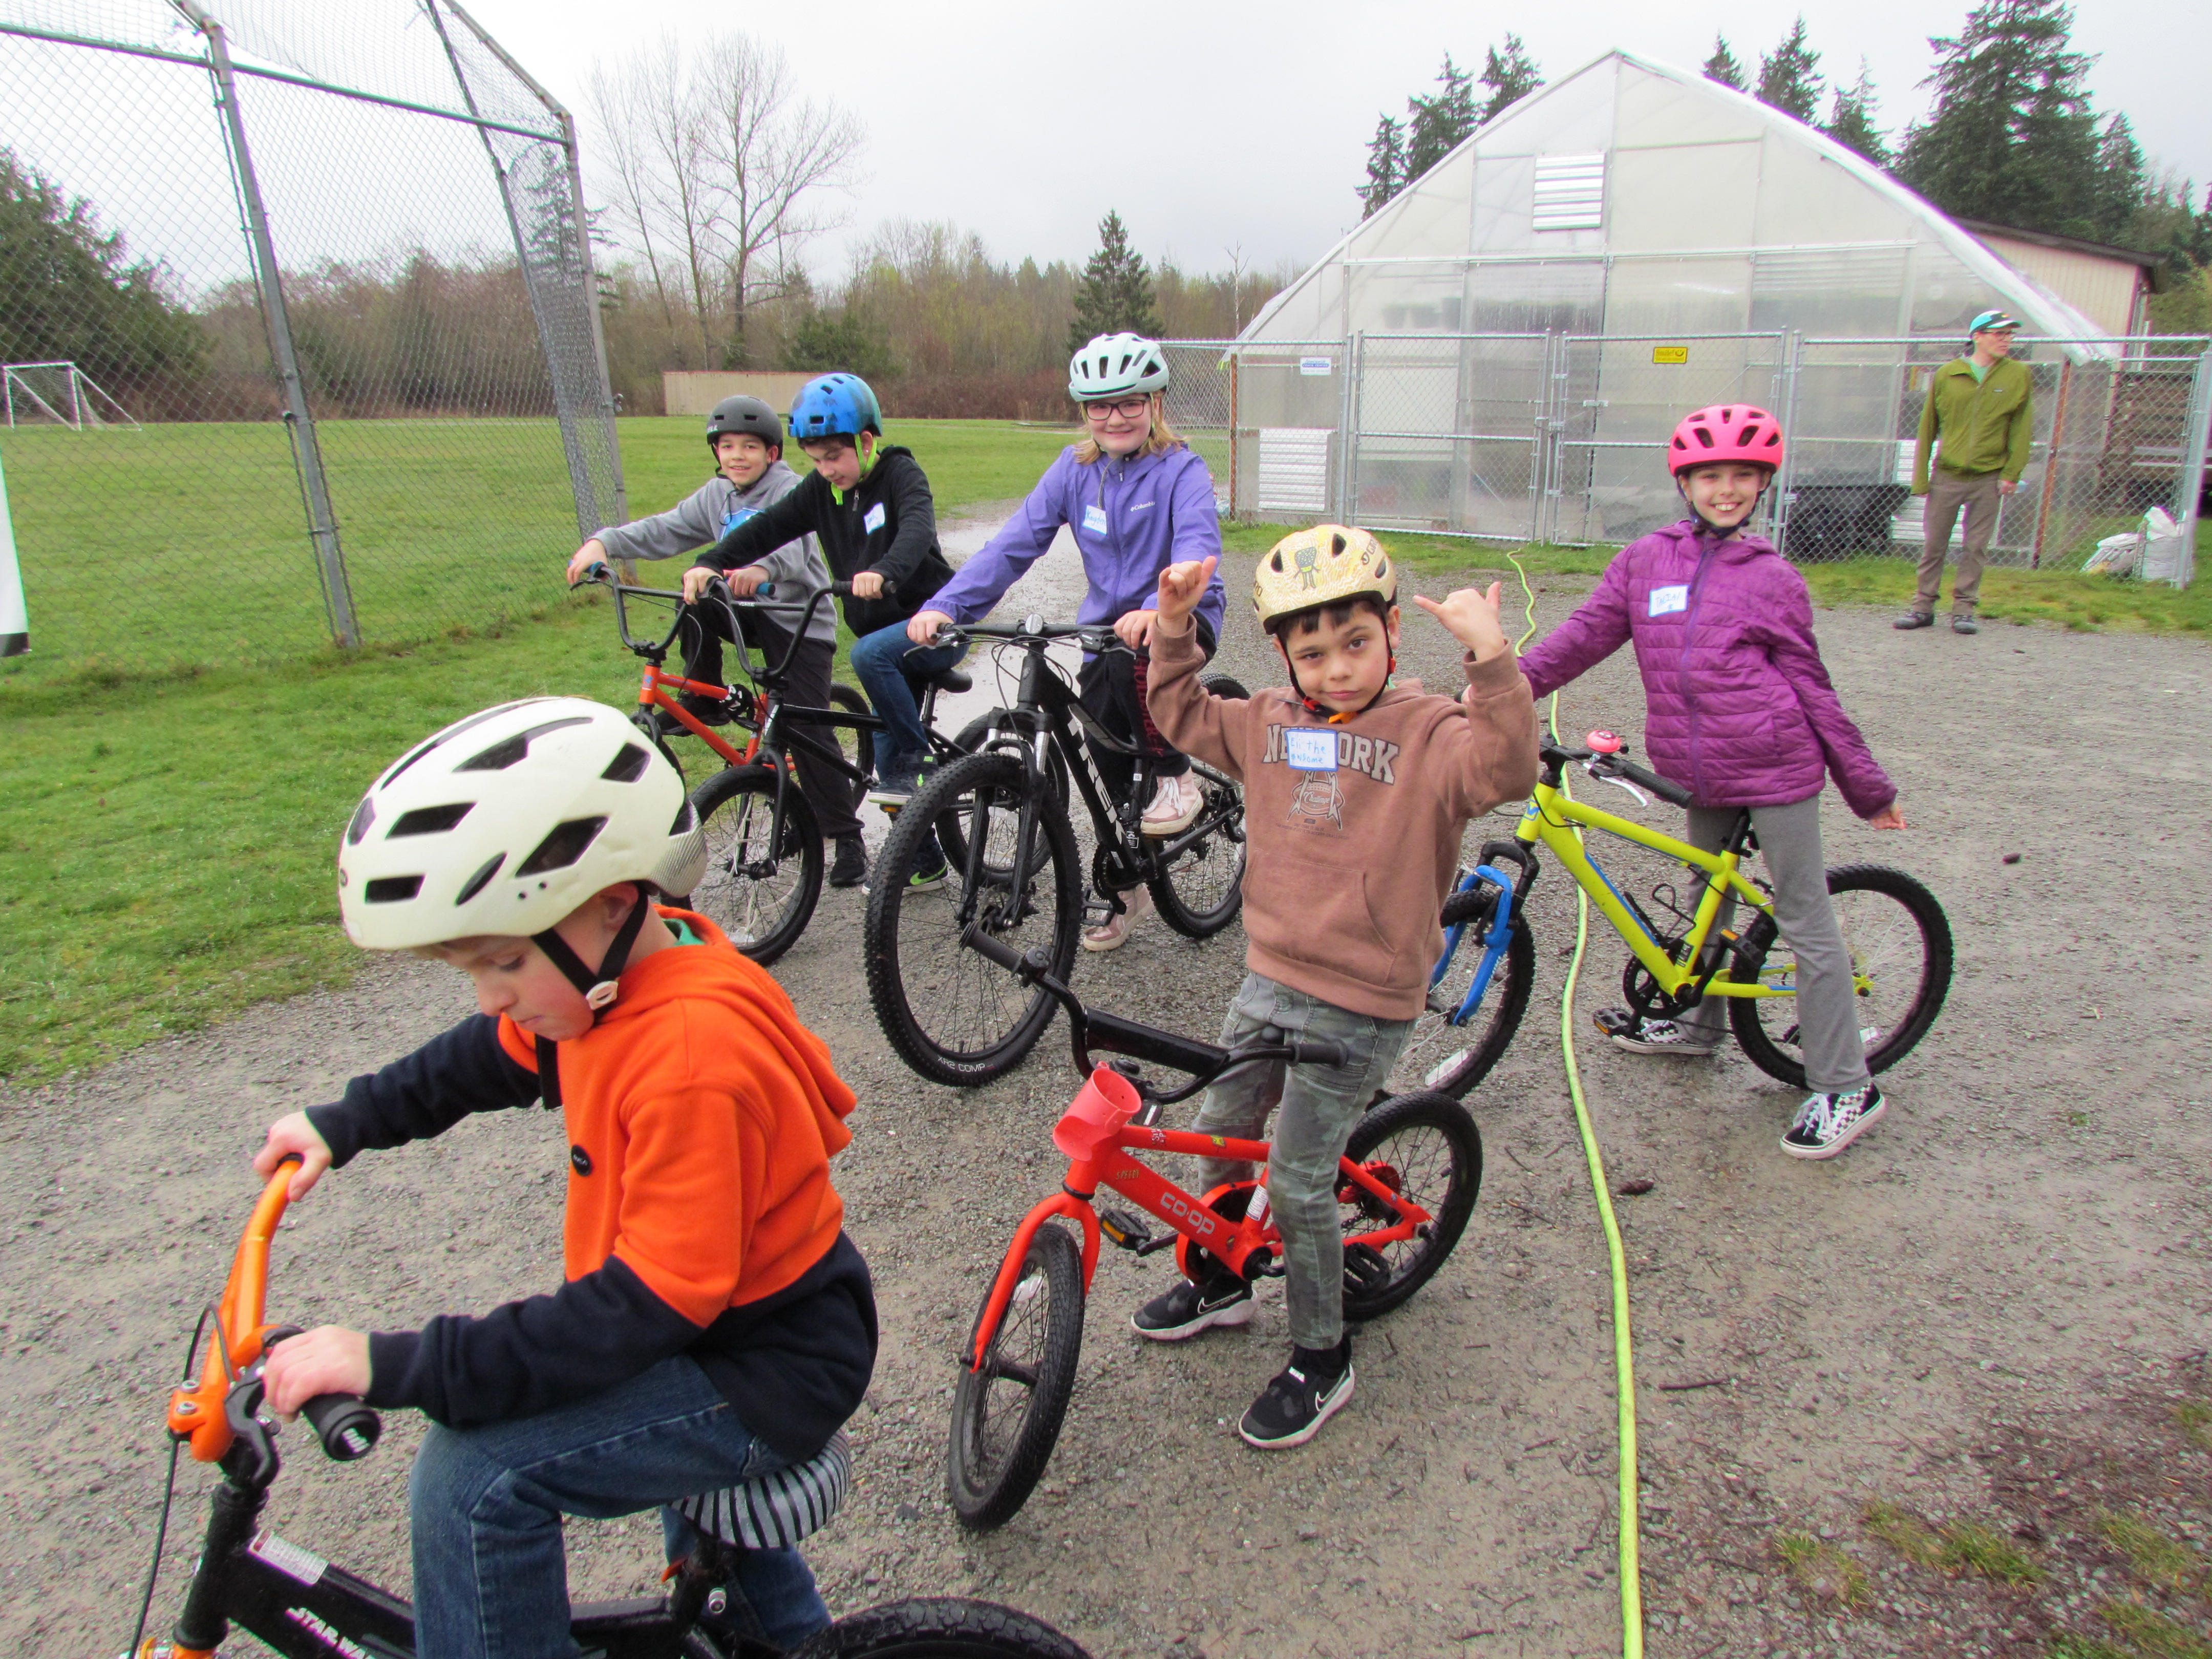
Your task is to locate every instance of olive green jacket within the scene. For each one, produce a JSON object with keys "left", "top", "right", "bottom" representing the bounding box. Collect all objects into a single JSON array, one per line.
[{"left": 1911, "top": 355, "right": 2034, "bottom": 493}]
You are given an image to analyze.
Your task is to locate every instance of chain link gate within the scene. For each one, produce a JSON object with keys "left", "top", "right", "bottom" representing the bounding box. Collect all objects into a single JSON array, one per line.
[{"left": 0, "top": 0, "right": 624, "bottom": 669}]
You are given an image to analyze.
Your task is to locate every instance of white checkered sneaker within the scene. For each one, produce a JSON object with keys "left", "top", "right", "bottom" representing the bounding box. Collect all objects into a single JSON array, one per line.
[{"left": 1781, "top": 1084, "right": 1886, "bottom": 1160}]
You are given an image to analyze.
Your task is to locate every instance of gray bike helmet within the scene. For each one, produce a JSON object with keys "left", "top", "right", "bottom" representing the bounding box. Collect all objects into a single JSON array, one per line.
[
  {"left": 707, "top": 395, "right": 784, "bottom": 456},
  {"left": 1069, "top": 333, "right": 1170, "bottom": 402}
]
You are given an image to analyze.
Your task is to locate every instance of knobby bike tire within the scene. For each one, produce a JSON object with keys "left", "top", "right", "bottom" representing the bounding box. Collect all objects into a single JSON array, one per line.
[
  {"left": 789, "top": 1597, "right": 1094, "bottom": 1659},
  {"left": 1389, "top": 913, "right": 1536, "bottom": 1100},
  {"left": 946, "top": 1226, "right": 1084, "bottom": 1531},
  {"left": 1726, "top": 863, "right": 1953, "bottom": 1090},
  {"left": 688, "top": 764, "right": 822, "bottom": 966},
  {"left": 1146, "top": 674, "right": 1249, "bottom": 940},
  {"left": 863, "top": 751, "right": 1082, "bottom": 1087},
  {"left": 1339, "top": 1092, "right": 1484, "bottom": 1322}
]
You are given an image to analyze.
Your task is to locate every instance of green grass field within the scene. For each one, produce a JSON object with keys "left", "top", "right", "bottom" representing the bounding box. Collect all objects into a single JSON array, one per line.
[{"left": 0, "top": 416, "right": 2201, "bottom": 1088}]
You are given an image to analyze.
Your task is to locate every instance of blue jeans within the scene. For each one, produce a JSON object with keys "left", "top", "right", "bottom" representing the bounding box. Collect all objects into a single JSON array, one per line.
[
  {"left": 850, "top": 623, "right": 963, "bottom": 775},
  {"left": 1190, "top": 974, "right": 1414, "bottom": 1351},
  {"left": 408, "top": 1356, "right": 829, "bottom": 1659}
]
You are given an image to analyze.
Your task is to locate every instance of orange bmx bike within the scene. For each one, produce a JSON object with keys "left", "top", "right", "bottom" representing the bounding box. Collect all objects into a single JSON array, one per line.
[{"left": 946, "top": 926, "right": 1483, "bottom": 1529}]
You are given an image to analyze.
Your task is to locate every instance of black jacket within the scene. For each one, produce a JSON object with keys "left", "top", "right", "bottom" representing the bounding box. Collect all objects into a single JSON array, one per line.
[{"left": 699, "top": 445, "right": 952, "bottom": 637}]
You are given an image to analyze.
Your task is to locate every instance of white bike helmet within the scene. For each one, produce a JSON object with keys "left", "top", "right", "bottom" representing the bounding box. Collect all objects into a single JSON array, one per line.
[
  {"left": 338, "top": 699, "right": 706, "bottom": 974},
  {"left": 1068, "top": 332, "right": 1169, "bottom": 402}
]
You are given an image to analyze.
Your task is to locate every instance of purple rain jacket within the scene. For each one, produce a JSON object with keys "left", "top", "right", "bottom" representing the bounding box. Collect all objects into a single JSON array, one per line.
[
  {"left": 926, "top": 443, "right": 1227, "bottom": 642},
  {"left": 1517, "top": 522, "right": 1896, "bottom": 819}
]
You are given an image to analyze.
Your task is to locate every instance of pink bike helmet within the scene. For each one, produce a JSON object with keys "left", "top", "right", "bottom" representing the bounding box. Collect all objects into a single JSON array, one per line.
[{"left": 1668, "top": 405, "right": 1785, "bottom": 476}]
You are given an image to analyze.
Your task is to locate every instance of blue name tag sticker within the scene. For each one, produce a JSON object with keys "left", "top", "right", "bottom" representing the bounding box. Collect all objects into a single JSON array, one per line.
[
  {"left": 718, "top": 506, "right": 758, "bottom": 537},
  {"left": 1081, "top": 504, "right": 1109, "bottom": 535},
  {"left": 1648, "top": 583, "right": 1689, "bottom": 617},
  {"left": 1285, "top": 729, "right": 1338, "bottom": 771},
  {"left": 862, "top": 502, "right": 887, "bottom": 535}
]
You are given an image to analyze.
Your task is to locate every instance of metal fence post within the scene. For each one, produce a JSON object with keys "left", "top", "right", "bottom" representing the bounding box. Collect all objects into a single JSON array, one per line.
[
  {"left": 1226, "top": 352, "right": 1240, "bottom": 519},
  {"left": 1336, "top": 331, "right": 1364, "bottom": 522},
  {"left": 172, "top": 0, "right": 357, "bottom": 650},
  {"left": 1771, "top": 330, "right": 1804, "bottom": 556},
  {"left": 2177, "top": 344, "right": 2212, "bottom": 589}
]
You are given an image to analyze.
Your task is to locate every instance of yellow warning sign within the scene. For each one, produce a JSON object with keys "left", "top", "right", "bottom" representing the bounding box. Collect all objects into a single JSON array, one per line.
[{"left": 1652, "top": 345, "right": 1690, "bottom": 365}]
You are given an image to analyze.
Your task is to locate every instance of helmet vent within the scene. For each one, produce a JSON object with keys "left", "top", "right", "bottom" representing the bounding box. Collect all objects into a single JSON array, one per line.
[
  {"left": 458, "top": 716, "right": 592, "bottom": 772},
  {"left": 390, "top": 802, "right": 474, "bottom": 837},
  {"left": 364, "top": 875, "right": 423, "bottom": 904},
  {"left": 455, "top": 853, "right": 505, "bottom": 906},
  {"left": 346, "top": 798, "right": 377, "bottom": 846},
  {"left": 671, "top": 800, "right": 698, "bottom": 834},
  {"left": 602, "top": 744, "right": 652, "bottom": 783},
  {"left": 516, "top": 816, "right": 608, "bottom": 877},
  {"left": 1331, "top": 533, "right": 1347, "bottom": 556}
]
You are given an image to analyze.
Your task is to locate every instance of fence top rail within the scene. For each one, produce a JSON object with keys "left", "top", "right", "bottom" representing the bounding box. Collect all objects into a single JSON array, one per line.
[
  {"left": 0, "top": 18, "right": 567, "bottom": 145},
  {"left": 1800, "top": 333, "right": 2210, "bottom": 351}
]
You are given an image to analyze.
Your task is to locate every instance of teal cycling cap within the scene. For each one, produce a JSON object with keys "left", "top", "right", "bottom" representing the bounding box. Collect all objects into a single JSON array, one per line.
[{"left": 1969, "top": 310, "right": 2020, "bottom": 333}]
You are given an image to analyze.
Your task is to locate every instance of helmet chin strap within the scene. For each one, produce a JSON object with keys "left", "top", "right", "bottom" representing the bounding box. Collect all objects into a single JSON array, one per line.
[{"left": 533, "top": 889, "right": 655, "bottom": 1016}]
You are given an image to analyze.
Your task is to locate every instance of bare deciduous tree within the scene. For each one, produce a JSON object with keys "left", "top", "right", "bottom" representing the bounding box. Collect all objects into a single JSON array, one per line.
[{"left": 586, "top": 31, "right": 861, "bottom": 369}]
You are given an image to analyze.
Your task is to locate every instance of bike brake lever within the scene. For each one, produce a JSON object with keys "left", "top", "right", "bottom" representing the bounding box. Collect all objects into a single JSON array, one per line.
[{"left": 1582, "top": 759, "right": 1650, "bottom": 808}]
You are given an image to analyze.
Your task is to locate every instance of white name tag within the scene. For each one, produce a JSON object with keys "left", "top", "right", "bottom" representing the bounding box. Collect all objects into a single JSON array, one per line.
[
  {"left": 1082, "top": 504, "right": 1109, "bottom": 535},
  {"left": 1284, "top": 728, "right": 1338, "bottom": 771},
  {"left": 862, "top": 502, "right": 886, "bottom": 535},
  {"left": 1648, "top": 583, "right": 1689, "bottom": 616}
]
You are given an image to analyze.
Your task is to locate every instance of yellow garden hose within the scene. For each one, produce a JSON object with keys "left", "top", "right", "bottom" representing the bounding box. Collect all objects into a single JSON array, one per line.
[{"left": 1501, "top": 551, "right": 1644, "bottom": 1658}]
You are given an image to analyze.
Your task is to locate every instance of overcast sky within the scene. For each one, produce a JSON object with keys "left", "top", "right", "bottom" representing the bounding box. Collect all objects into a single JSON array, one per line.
[{"left": 461, "top": 0, "right": 2212, "bottom": 284}]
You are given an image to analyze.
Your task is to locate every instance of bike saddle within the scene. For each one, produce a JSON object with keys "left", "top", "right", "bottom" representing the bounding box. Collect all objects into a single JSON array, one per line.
[
  {"left": 923, "top": 665, "right": 972, "bottom": 694},
  {"left": 669, "top": 1429, "right": 850, "bottom": 1550}
]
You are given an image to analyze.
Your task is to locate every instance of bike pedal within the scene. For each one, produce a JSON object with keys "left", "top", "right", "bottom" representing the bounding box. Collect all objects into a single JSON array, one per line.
[
  {"left": 1098, "top": 1207, "right": 1155, "bottom": 1252},
  {"left": 1591, "top": 1007, "right": 1637, "bottom": 1038}
]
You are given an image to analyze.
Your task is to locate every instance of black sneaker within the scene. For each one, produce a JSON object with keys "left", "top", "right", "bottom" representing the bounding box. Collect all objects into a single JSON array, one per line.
[
  {"left": 1594, "top": 1007, "right": 1721, "bottom": 1057},
  {"left": 1950, "top": 615, "right": 1979, "bottom": 635},
  {"left": 677, "top": 693, "right": 733, "bottom": 728},
  {"left": 1131, "top": 1272, "right": 1253, "bottom": 1342},
  {"left": 1892, "top": 612, "right": 1934, "bottom": 631},
  {"left": 1238, "top": 1339, "right": 1354, "bottom": 1449},
  {"left": 862, "top": 836, "right": 947, "bottom": 897},
  {"left": 827, "top": 835, "right": 867, "bottom": 889},
  {"left": 1780, "top": 1083, "right": 1886, "bottom": 1160},
  {"left": 865, "top": 765, "right": 920, "bottom": 808}
]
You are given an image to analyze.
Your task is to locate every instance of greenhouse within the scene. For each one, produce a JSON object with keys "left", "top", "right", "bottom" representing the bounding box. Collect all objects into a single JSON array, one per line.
[{"left": 1164, "top": 51, "right": 2209, "bottom": 574}]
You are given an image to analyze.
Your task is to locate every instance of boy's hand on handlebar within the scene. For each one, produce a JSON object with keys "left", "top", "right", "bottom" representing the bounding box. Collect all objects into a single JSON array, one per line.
[
  {"left": 264, "top": 1326, "right": 370, "bottom": 1417},
  {"left": 680, "top": 566, "right": 727, "bottom": 604},
  {"left": 849, "top": 570, "right": 886, "bottom": 600},
  {"left": 1113, "top": 609, "right": 1158, "bottom": 648},
  {"left": 1414, "top": 582, "right": 1512, "bottom": 662},
  {"left": 254, "top": 1112, "right": 333, "bottom": 1200},
  {"left": 1154, "top": 556, "right": 1217, "bottom": 630},
  {"left": 566, "top": 540, "right": 607, "bottom": 585},
  {"left": 907, "top": 608, "right": 954, "bottom": 645},
  {"left": 1865, "top": 800, "right": 1908, "bottom": 831}
]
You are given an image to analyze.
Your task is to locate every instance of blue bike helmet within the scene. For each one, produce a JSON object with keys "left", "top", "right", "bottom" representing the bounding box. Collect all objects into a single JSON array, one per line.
[{"left": 789, "top": 374, "right": 883, "bottom": 443}]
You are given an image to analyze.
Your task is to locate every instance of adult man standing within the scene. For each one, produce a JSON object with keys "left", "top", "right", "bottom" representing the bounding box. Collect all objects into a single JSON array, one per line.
[{"left": 1898, "top": 311, "right": 2035, "bottom": 636}]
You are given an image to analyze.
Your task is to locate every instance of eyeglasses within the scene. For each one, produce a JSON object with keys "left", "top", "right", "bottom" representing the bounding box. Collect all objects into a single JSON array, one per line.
[{"left": 1083, "top": 397, "right": 1152, "bottom": 421}]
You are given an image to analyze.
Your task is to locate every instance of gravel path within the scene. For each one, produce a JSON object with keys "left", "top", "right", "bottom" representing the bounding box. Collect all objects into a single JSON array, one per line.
[{"left": 3, "top": 539, "right": 2207, "bottom": 1659}]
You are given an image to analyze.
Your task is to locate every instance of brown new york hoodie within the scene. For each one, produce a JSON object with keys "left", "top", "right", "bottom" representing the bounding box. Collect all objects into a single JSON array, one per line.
[{"left": 1148, "top": 615, "right": 1540, "bottom": 1022}]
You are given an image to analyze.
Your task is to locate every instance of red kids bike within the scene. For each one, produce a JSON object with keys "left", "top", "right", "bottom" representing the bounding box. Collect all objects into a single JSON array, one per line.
[{"left": 946, "top": 926, "right": 1483, "bottom": 1529}]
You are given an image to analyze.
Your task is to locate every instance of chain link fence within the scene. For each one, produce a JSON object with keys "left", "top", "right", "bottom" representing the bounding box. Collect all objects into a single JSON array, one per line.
[
  {"left": 1172, "top": 331, "right": 2211, "bottom": 587},
  {"left": 0, "top": 0, "right": 622, "bottom": 672}
]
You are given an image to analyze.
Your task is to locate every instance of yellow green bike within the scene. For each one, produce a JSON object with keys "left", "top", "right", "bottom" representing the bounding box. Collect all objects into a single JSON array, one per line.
[{"left": 1392, "top": 729, "right": 1952, "bottom": 1096}]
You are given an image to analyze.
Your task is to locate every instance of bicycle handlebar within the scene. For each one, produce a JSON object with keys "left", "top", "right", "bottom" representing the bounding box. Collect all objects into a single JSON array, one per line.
[
  {"left": 927, "top": 618, "right": 1126, "bottom": 660},
  {"left": 1538, "top": 733, "right": 1695, "bottom": 810},
  {"left": 959, "top": 923, "right": 1348, "bottom": 1095},
  {"left": 570, "top": 564, "right": 879, "bottom": 687}
]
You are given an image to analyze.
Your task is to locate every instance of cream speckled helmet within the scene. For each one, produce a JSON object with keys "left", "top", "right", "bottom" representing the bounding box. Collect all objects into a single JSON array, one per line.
[
  {"left": 337, "top": 698, "right": 706, "bottom": 953},
  {"left": 1252, "top": 524, "right": 1397, "bottom": 633}
]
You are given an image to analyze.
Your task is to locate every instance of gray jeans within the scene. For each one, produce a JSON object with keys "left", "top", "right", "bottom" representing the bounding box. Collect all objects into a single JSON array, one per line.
[
  {"left": 1914, "top": 469, "right": 2004, "bottom": 618},
  {"left": 1679, "top": 795, "right": 1871, "bottom": 1097},
  {"left": 1189, "top": 974, "right": 1414, "bottom": 1350}
]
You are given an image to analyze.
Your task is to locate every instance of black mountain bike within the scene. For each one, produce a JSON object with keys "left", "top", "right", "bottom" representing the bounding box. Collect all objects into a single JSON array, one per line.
[
  {"left": 583, "top": 567, "right": 980, "bottom": 964},
  {"left": 861, "top": 616, "right": 1247, "bottom": 1087}
]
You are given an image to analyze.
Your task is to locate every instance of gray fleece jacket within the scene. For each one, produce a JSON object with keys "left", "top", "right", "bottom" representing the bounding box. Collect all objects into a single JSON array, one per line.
[{"left": 592, "top": 461, "right": 836, "bottom": 645}]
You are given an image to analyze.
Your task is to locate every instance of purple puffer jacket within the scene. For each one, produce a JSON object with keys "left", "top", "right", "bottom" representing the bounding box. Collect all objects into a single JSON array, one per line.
[{"left": 1518, "top": 522, "right": 1895, "bottom": 818}]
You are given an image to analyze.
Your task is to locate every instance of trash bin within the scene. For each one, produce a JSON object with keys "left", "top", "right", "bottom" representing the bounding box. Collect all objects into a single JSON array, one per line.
[{"left": 1784, "top": 483, "right": 1912, "bottom": 562}]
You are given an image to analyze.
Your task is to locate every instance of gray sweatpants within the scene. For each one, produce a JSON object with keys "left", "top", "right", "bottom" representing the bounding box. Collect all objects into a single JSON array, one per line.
[
  {"left": 1679, "top": 795, "right": 1872, "bottom": 1097},
  {"left": 1189, "top": 974, "right": 1414, "bottom": 1352}
]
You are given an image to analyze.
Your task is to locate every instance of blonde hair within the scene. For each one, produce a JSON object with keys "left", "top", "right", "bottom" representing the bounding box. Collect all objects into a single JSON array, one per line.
[{"left": 1072, "top": 392, "right": 1184, "bottom": 465}]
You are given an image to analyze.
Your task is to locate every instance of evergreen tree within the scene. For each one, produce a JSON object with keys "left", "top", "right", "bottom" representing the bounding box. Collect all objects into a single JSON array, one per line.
[
  {"left": 0, "top": 150, "right": 205, "bottom": 390},
  {"left": 2089, "top": 114, "right": 2146, "bottom": 244},
  {"left": 784, "top": 304, "right": 893, "bottom": 379},
  {"left": 1066, "top": 210, "right": 1161, "bottom": 354},
  {"left": 1821, "top": 64, "right": 1892, "bottom": 167},
  {"left": 1478, "top": 34, "right": 1543, "bottom": 124},
  {"left": 1359, "top": 114, "right": 1406, "bottom": 218},
  {"left": 1898, "top": 0, "right": 2102, "bottom": 238},
  {"left": 1756, "top": 17, "right": 1824, "bottom": 122},
  {"left": 1704, "top": 35, "right": 1747, "bottom": 91},
  {"left": 1403, "top": 54, "right": 1478, "bottom": 182}
]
